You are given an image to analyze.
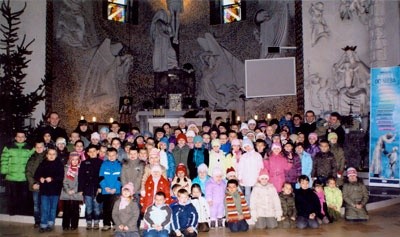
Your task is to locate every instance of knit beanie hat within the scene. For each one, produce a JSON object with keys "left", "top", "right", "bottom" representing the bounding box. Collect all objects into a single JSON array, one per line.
[
  {"left": 271, "top": 143, "right": 282, "bottom": 150},
  {"left": 226, "top": 167, "right": 236, "bottom": 177},
  {"left": 176, "top": 163, "right": 187, "bottom": 176},
  {"left": 255, "top": 132, "right": 266, "bottom": 140},
  {"left": 327, "top": 132, "right": 338, "bottom": 141},
  {"left": 240, "top": 123, "right": 249, "bottom": 131},
  {"left": 193, "top": 135, "right": 203, "bottom": 144},
  {"left": 231, "top": 138, "right": 241, "bottom": 146},
  {"left": 149, "top": 148, "right": 160, "bottom": 158},
  {"left": 99, "top": 127, "right": 109, "bottom": 134},
  {"left": 177, "top": 133, "right": 187, "bottom": 143},
  {"left": 211, "top": 139, "right": 221, "bottom": 147},
  {"left": 248, "top": 119, "right": 257, "bottom": 125},
  {"left": 107, "top": 132, "right": 118, "bottom": 140},
  {"left": 212, "top": 167, "right": 223, "bottom": 177},
  {"left": 56, "top": 137, "right": 66, "bottom": 145},
  {"left": 258, "top": 169, "right": 269, "bottom": 180},
  {"left": 122, "top": 182, "right": 134, "bottom": 196},
  {"left": 308, "top": 132, "right": 318, "bottom": 140},
  {"left": 159, "top": 137, "right": 169, "bottom": 146},
  {"left": 242, "top": 138, "right": 254, "bottom": 150},
  {"left": 197, "top": 163, "right": 208, "bottom": 173},
  {"left": 347, "top": 167, "right": 357, "bottom": 177},
  {"left": 91, "top": 132, "right": 100, "bottom": 140},
  {"left": 186, "top": 130, "right": 196, "bottom": 138}
]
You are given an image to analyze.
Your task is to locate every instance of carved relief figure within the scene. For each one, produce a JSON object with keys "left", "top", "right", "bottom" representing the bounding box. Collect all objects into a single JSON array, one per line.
[
  {"left": 197, "top": 33, "right": 245, "bottom": 111},
  {"left": 167, "top": 0, "right": 183, "bottom": 44},
  {"left": 79, "top": 38, "right": 133, "bottom": 114},
  {"left": 339, "top": 0, "right": 372, "bottom": 23},
  {"left": 333, "top": 46, "right": 370, "bottom": 115},
  {"left": 309, "top": 2, "right": 329, "bottom": 47},
  {"left": 150, "top": 9, "right": 178, "bottom": 72},
  {"left": 253, "top": 1, "right": 289, "bottom": 58}
]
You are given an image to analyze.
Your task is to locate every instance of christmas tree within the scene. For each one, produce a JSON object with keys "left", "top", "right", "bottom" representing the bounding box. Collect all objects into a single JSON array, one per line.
[{"left": 0, "top": 0, "right": 50, "bottom": 148}]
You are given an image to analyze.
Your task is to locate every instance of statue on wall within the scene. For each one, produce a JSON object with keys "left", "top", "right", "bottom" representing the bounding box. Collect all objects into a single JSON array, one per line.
[
  {"left": 333, "top": 46, "right": 370, "bottom": 115},
  {"left": 197, "top": 33, "right": 245, "bottom": 111},
  {"left": 150, "top": 9, "right": 178, "bottom": 72},
  {"left": 309, "top": 2, "right": 329, "bottom": 47},
  {"left": 339, "top": 0, "right": 372, "bottom": 24},
  {"left": 166, "top": 0, "right": 183, "bottom": 44},
  {"left": 78, "top": 38, "right": 133, "bottom": 114},
  {"left": 253, "top": 1, "right": 289, "bottom": 58}
]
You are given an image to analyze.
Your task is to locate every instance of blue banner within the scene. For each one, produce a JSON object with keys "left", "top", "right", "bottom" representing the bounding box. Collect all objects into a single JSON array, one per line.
[{"left": 369, "top": 66, "right": 400, "bottom": 187}]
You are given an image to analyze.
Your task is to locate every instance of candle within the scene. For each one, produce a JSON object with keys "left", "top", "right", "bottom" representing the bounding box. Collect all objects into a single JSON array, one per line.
[
  {"left": 92, "top": 116, "right": 96, "bottom": 122},
  {"left": 80, "top": 115, "right": 84, "bottom": 120},
  {"left": 254, "top": 115, "right": 258, "bottom": 120},
  {"left": 267, "top": 113, "right": 272, "bottom": 120},
  {"left": 109, "top": 117, "right": 114, "bottom": 123},
  {"left": 237, "top": 116, "right": 241, "bottom": 122}
]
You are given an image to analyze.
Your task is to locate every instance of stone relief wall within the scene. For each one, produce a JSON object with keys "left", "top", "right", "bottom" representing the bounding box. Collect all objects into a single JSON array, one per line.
[{"left": 50, "top": 0, "right": 299, "bottom": 131}]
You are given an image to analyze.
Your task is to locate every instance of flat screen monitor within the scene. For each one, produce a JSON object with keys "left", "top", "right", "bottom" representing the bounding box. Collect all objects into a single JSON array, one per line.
[{"left": 245, "top": 57, "right": 297, "bottom": 98}]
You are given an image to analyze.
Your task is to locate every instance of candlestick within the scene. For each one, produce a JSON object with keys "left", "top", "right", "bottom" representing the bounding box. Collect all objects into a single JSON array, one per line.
[
  {"left": 80, "top": 115, "right": 84, "bottom": 120},
  {"left": 109, "top": 117, "right": 114, "bottom": 123},
  {"left": 237, "top": 116, "right": 241, "bottom": 122},
  {"left": 92, "top": 116, "right": 96, "bottom": 122},
  {"left": 254, "top": 115, "right": 258, "bottom": 120},
  {"left": 267, "top": 113, "right": 272, "bottom": 120}
]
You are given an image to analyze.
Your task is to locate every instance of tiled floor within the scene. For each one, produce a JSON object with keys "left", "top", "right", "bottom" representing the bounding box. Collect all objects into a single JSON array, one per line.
[{"left": 1, "top": 203, "right": 400, "bottom": 237}]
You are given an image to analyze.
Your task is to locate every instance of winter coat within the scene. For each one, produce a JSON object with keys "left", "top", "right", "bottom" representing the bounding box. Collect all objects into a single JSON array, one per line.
[
  {"left": 187, "top": 147, "right": 209, "bottom": 179},
  {"left": 208, "top": 150, "right": 227, "bottom": 177},
  {"left": 144, "top": 203, "right": 172, "bottom": 232},
  {"left": 171, "top": 202, "right": 198, "bottom": 231},
  {"left": 312, "top": 151, "right": 337, "bottom": 178},
  {"left": 121, "top": 158, "right": 145, "bottom": 192},
  {"left": 191, "top": 196, "right": 210, "bottom": 223},
  {"left": 172, "top": 145, "right": 190, "bottom": 173},
  {"left": 324, "top": 186, "right": 343, "bottom": 212},
  {"left": 306, "top": 144, "right": 320, "bottom": 159},
  {"left": 225, "top": 190, "right": 251, "bottom": 222},
  {"left": 192, "top": 176, "right": 210, "bottom": 196},
  {"left": 250, "top": 182, "right": 282, "bottom": 219},
  {"left": 171, "top": 176, "right": 192, "bottom": 193},
  {"left": 112, "top": 198, "right": 140, "bottom": 232},
  {"left": 330, "top": 143, "right": 345, "bottom": 186},
  {"left": 342, "top": 180, "right": 369, "bottom": 208},
  {"left": 1, "top": 142, "right": 34, "bottom": 181},
  {"left": 141, "top": 164, "right": 167, "bottom": 192},
  {"left": 284, "top": 152, "right": 302, "bottom": 184},
  {"left": 25, "top": 152, "right": 45, "bottom": 191},
  {"left": 205, "top": 178, "right": 226, "bottom": 205},
  {"left": 60, "top": 166, "right": 83, "bottom": 201},
  {"left": 78, "top": 157, "right": 103, "bottom": 196},
  {"left": 34, "top": 158, "right": 64, "bottom": 196},
  {"left": 237, "top": 150, "right": 264, "bottom": 187},
  {"left": 99, "top": 159, "right": 122, "bottom": 195},
  {"left": 279, "top": 192, "right": 296, "bottom": 218},
  {"left": 263, "top": 153, "right": 293, "bottom": 192},
  {"left": 140, "top": 175, "right": 171, "bottom": 213},
  {"left": 294, "top": 188, "right": 321, "bottom": 218}
]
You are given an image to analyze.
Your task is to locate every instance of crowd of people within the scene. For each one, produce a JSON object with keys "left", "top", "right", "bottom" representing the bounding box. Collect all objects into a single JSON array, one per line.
[{"left": 0, "top": 111, "right": 370, "bottom": 236}]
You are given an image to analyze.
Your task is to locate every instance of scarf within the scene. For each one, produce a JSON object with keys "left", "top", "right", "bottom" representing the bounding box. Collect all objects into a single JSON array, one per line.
[
  {"left": 193, "top": 147, "right": 205, "bottom": 167},
  {"left": 119, "top": 197, "right": 131, "bottom": 210},
  {"left": 66, "top": 165, "right": 79, "bottom": 181},
  {"left": 315, "top": 191, "right": 326, "bottom": 215},
  {"left": 76, "top": 150, "right": 86, "bottom": 161},
  {"left": 233, "top": 150, "right": 242, "bottom": 164}
]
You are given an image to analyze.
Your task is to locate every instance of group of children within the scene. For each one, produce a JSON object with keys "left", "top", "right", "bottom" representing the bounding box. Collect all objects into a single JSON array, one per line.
[{"left": 0, "top": 111, "right": 370, "bottom": 236}]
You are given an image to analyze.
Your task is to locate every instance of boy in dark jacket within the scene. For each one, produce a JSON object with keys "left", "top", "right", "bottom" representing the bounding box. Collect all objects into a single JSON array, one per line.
[
  {"left": 171, "top": 189, "right": 198, "bottom": 237},
  {"left": 25, "top": 141, "right": 46, "bottom": 228},
  {"left": 279, "top": 182, "right": 297, "bottom": 228},
  {"left": 78, "top": 144, "right": 103, "bottom": 230},
  {"left": 34, "top": 147, "right": 64, "bottom": 232},
  {"left": 312, "top": 139, "right": 337, "bottom": 185},
  {"left": 295, "top": 175, "right": 321, "bottom": 229}
]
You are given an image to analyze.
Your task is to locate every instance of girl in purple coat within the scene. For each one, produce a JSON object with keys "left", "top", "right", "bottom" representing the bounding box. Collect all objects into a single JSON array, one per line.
[
  {"left": 306, "top": 133, "right": 320, "bottom": 160},
  {"left": 205, "top": 167, "right": 226, "bottom": 228},
  {"left": 263, "top": 143, "right": 293, "bottom": 193},
  {"left": 283, "top": 142, "right": 302, "bottom": 189}
]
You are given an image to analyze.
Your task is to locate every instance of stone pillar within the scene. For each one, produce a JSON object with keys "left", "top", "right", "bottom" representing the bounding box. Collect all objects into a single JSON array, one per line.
[{"left": 368, "top": 0, "right": 388, "bottom": 68}]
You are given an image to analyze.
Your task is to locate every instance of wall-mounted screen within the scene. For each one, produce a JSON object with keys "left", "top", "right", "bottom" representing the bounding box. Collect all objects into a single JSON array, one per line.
[{"left": 245, "top": 57, "right": 297, "bottom": 98}]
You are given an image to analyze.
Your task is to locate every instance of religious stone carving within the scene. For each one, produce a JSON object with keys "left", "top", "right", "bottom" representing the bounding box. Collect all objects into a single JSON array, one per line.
[
  {"left": 197, "top": 33, "right": 245, "bottom": 111},
  {"left": 78, "top": 38, "right": 133, "bottom": 114},
  {"left": 166, "top": 0, "right": 183, "bottom": 44},
  {"left": 253, "top": 1, "right": 289, "bottom": 58},
  {"left": 150, "top": 9, "right": 178, "bottom": 72},
  {"left": 339, "top": 0, "right": 372, "bottom": 24},
  {"left": 309, "top": 2, "right": 329, "bottom": 47}
]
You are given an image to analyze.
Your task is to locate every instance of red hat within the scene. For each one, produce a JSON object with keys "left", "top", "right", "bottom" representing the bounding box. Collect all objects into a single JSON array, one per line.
[
  {"left": 176, "top": 163, "right": 187, "bottom": 176},
  {"left": 226, "top": 167, "right": 236, "bottom": 176},
  {"left": 177, "top": 133, "right": 187, "bottom": 143},
  {"left": 347, "top": 167, "right": 357, "bottom": 177},
  {"left": 258, "top": 169, "right": 269, "bottom": 179}
]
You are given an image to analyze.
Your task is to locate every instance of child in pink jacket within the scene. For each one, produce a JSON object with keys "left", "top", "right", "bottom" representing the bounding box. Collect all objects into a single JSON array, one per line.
[{"left": 263, "top": 143, "right": 293, "bottom": 192}]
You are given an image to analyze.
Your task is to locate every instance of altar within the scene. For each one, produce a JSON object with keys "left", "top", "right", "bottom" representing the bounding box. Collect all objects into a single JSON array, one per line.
[{"left": 135, "top": 110, "right": 206, "bottom": 133}]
